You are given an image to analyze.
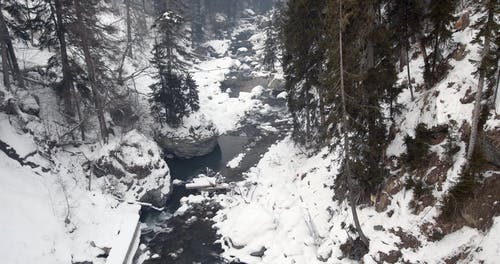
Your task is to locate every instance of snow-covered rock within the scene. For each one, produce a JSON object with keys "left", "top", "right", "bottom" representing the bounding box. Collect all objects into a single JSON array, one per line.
[
  {"left": 92, "top": 130, "right": 171, "bottom": 207},
  {"left": 19, "top": 94, "right": 40, "bottom": 116},
  {"left": 155, "top": 114, "right": 219, "bottom": 159}
]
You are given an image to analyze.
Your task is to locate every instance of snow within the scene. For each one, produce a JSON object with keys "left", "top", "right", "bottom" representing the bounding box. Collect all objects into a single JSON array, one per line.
[
  {"left": 191, "top": 57, "right": 261, "bottom": 133},
  {"left": 106, "top": 213, "right": 140, "bottom": 264},
  {"left": 214, "top": 138, "right": 335, "bottom": 264},
  {"left": 211, "top": 10, "right": 500, "bottom": 264},
  {"left": 0, "top": 133, "right": 142, "bottom": 264},
  {"left": 276, "top": 91, "right": 287, "bottom": 99},
  {"left": 0, "top": 114, "right": 37, "bottom": 157},
  {"left": 186, "top": 176, "right": 217, "bottom": 189},
  {"left": 90, "top": 130, "right": 171, "bottom": 203},
  {"left": 0, "top": 151, "right": 71, "bottom": 264},
  {"left": 205, "top": 40, "right": 230, "bottom": 56},
  {"left": 227, "top": 153, "right": 245, "bottom": 168}
]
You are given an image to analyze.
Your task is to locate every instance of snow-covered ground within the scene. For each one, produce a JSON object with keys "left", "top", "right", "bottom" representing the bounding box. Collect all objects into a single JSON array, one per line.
[
  {"left": 213, "top": 135, "right": 500, "bottom": 263},
  {"left": 0, "top": 118, "right": 142, "bottom": 264},
  {"left": 207, "top": 8, "right": 500, "bottom": 264}
]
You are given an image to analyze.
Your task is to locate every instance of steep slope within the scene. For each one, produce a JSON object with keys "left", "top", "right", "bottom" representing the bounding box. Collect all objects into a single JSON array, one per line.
[{"left": 212, "top": 7, "right": 500, "bottom": 264}]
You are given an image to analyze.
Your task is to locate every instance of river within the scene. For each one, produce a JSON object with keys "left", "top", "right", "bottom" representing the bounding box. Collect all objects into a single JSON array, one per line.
[{"left": 135, "top": 20, "right": 290, "bottom": 264}]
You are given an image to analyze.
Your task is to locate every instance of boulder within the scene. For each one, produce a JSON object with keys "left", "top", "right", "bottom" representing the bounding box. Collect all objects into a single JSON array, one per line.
[
  {"left": 157, "top": 132, "right": 219, "bottom": 159},
  {"left": 91, "top": 130, "right": 171, "bottom": 207},
  {"left": 19, "top": 94, "right": 40, "bottom": 116},
  {"left": 155, "top": 114, "right": 219, "bottom": 159},
  {"left": 480, "top": 132, "right": 500, "bottom": 167}
]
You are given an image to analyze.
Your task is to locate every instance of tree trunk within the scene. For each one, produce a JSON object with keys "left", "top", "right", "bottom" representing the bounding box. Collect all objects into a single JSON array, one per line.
[
  {"left": 417, "top": 34, "right": 429, "bottom": 86},
  {"left": 406, "top": 42, "right": 414, "bottom": 101},
  {"left": 492, "top": 62, "right": 499, "bottom": 112},
  {"left": 54, "top": 0, "right": 75, "bottom": 119},
  {"left": 0, "top": 4, "right": 24, "bottom": 89},
  {"left": 125, "top": 0, "right": 133, "bottom": 57},
  {"left": 338, "top": 0, "right": 369, "bottom": 247},
  {"left": 318, "top": 85, "right": 326, "bottom": 139},
  {"left": 75, "top": 0, "right": 108, "bottom": 143},
  {"left": 467, "top": 1, "right": 493, "bottom": 165},
  {"left": 1, "top": 42, "right": 10, "bottom": 91}
]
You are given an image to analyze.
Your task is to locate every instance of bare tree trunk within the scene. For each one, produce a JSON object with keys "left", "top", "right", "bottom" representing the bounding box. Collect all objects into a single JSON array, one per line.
[
  {"left": 399, "top": 45, "right": 406, "bottom": 72},
  {"left": 54, "top": 0, "right": 75, "bottom": 120},
  {"left": 305, "top": 82, "right": 311, "bottom": 145},
  {"left": 125, "top": 0, "right": 133, "bottom": 57},
  {"left": 0, "top": 4, "right": 24, "bottom": 89},
  {"left": 467, "top": 1, "right": 493, "bottom": 165},
  {"left": 1, "top": 42, "right": 10, "bottom": 91},
  {"left": 492, "top": 62, "right": 499, "bottom": 112},
  {"left": 75, "top": 0, "right": 108, "bottom": 143},
  {"left": 318, "top": 85, "right": 325, "bottom": 139},
  {"left": 417, "top": 34, "right": 429, "bottom": 86},
  {"left": 338, "top": 0, "right": 369, "bottom": 247},
  {"left": 73, "top": 86, "right": 86, "bottom": 141},
  {"left": 406, "top": 42, "right": 414, "bottom": 101}
]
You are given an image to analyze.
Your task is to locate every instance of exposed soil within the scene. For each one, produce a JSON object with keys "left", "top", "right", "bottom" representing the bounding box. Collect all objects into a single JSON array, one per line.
[{"left": 437, "top": 173, "right": 500, "bottom": 234}]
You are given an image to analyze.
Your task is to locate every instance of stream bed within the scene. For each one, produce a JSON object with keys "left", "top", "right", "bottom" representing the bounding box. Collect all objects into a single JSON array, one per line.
[{"left": 135, "top": 18, "right": 290, "bottom": 264}]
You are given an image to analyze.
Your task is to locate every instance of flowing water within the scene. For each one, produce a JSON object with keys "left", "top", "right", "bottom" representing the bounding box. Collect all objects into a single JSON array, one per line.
[{"left": 135, "top": 19, "right": 290, "bottom": 264}]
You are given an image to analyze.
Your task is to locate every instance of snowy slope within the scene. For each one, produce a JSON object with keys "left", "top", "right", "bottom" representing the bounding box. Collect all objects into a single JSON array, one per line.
[{"left": 211, "top": 7, "right": 500, "bottom": 264}]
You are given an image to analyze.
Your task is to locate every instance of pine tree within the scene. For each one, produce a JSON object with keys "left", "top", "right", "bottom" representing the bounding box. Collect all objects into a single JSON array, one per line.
[
  {"left": 0, "top": 0, "right": 27, "bottom": 89},
  {"left": 424, "top": 0, "right": 457, "bottom": 85},
  {"left": 387, "top": 0, "right": 424, "bottom": 100},
  {"left": 149, "top": 9, "right": 199, "bottom": 127},
  {"left": 184, "top": 73, "right": 200, "bottom": 112},
  {"left": 262, "top": 20, "right": 277, "bottom": 72},
  {"left": 467, "top": 0, "right": 498, "bottom": 167},
  {"left": 282, "top": 0, "right": 326, "bottom": 145}
]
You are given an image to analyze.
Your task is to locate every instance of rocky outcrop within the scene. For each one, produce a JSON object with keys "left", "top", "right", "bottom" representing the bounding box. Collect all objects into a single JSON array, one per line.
[
  {"left": 155, "top": 115, "right": 219, "bottom": 159},
  {"left": 480, "top": 132, "right": 500, "bottom": 167},
  {"left": 91, "top": 130, "right": 171, "bottom": 207},
  {"left": 19, "top": 94, "right": 40, "bottom": 116},
  {"left": 157, "top": 133, "right": 218, "bottom": 159}
]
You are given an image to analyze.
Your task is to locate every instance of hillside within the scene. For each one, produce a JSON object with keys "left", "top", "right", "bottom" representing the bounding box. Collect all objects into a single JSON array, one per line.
[{"left": 0, "top": 0, "right": 499, "bottom": 264}]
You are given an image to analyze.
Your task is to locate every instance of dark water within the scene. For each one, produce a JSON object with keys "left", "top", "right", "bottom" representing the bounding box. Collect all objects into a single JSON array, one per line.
[
  {"left": 138, "top": 135, "right": 249, "bottom": 264},
  {"left": 164, "top": 135, "right": 248, "bottom": 211},
  {"left": 137, "top": 15, "right": 289, "bottom": 263}
]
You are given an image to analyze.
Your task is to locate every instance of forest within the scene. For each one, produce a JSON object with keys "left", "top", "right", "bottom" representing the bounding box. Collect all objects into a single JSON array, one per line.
[{"left": 0, "top": 0, "right": 499, "bottom": 263}]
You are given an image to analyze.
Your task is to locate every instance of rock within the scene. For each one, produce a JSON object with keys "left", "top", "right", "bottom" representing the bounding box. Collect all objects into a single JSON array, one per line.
[
  {"left": 452, "top": 43, "right": 467, "bottom": 61},
  {"left": 384, "top": 176, "right": 403, "bottom": 195},
  {"left": 250, "top": 247, "right": 267, "bottom": 257},
  {"left": 156, "top": 132, "right": 218, "bottom": 159},
  {"left": 155, "top": 115, "right": 219, "bottom": 159},
  {"left": 339, "top": 238, "right": 369, "bottom": 261},
  {"left": 268, "top": 77, "right": 284, "bottom": 90},
  {"left": 480, "top": 132, "right": 500, "bottom": 167},
  {"left": 92, "top": 130, "right": 171, "bottom": 207},
  {"left": 454, "top": 11, "right": 470, "bottom": 31},
  {"left": 373, "top": 225, "right": 385, "bottom": 231},
  {"left": 19, "top": 94, "right": 40, "bottom": 116},
  {"left": 378, "top": 250, "right": 402, "bottom": 264},
  {"left": 376, "top": 192, "right": 391, "bottom": 212}
]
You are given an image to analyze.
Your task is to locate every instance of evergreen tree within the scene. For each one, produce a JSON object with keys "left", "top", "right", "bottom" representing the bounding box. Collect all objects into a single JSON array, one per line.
[
  {"left": 282, "top": 0, "right": 326, "bottom": 145},
  {"left": 424, "top": 0, "right": 457, "bottom": 85},
  {"left": 263, "top": 5, "right": 282, "bottom": 72},
  {"left": 387, "top": 0, "right": 424, "bottom": 100},
  {"left": 184, "top": 73, "right": 200, "bottom": 112},
  {"left": 467, "top": 0, "right": 498, "bottom": 166},
  {"left": 0, "top": 0, "right": 27, "bottom": 89},
  {"left": 263, "top": 20, "right": 277, "bottom": 72},
  {"left": 149, "top": 9, "right": 199, "bottom": 127}
]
